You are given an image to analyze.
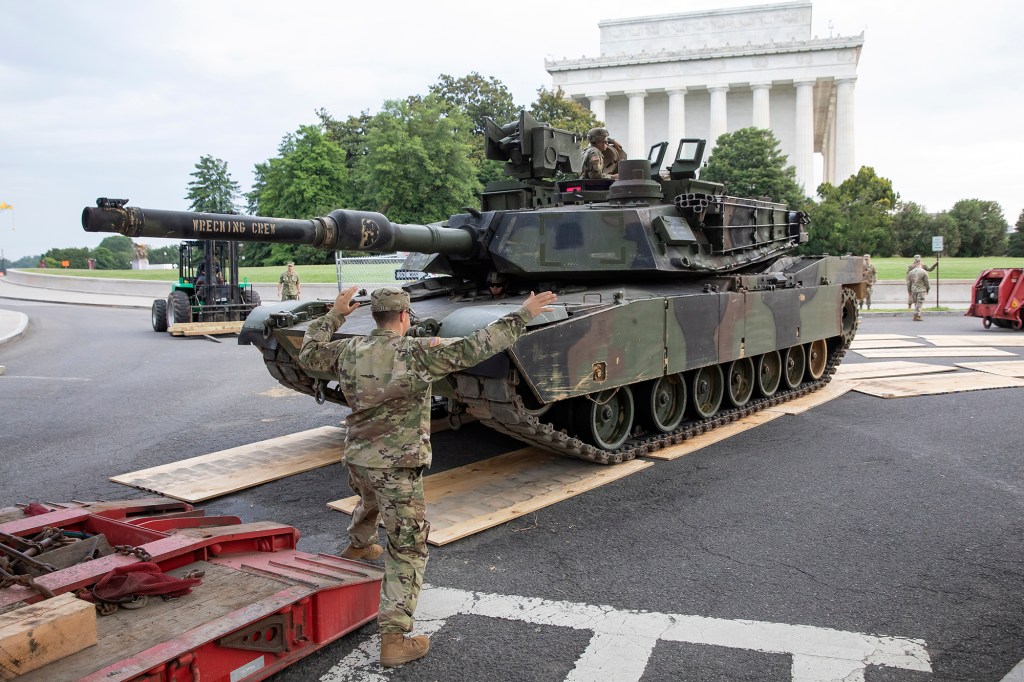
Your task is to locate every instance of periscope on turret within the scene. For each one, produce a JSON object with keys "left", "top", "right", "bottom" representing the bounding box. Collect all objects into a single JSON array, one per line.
[{"left": 82, "top": 111, "right": 863, "bottom": 464}]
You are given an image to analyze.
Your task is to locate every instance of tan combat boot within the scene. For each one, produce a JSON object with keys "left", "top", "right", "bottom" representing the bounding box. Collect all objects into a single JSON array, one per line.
[
  {"left": 340, "top": 544, "right": 383, "bottom": 561},
  {"left": 380, "top": 633, "right": 430, "bottom": 667}
]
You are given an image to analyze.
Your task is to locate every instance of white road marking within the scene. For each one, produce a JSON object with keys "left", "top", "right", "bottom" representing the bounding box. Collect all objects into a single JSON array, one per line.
[
  {"left": 320, "top": 585, "right": 931, "bottom": 681},
  {"left": 0, "top": 375, "right": 91, "bottom": 381}
]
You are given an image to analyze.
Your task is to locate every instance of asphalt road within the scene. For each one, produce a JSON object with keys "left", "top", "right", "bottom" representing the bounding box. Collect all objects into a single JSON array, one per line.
[{"left": 0, "top": 301, "right": 1022, "bottom": 681}]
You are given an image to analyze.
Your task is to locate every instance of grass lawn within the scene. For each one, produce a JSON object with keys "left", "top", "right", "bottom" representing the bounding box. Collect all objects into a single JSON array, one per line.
[{"left": 20, "top": 257, "right": 1024, "bottom": 282}]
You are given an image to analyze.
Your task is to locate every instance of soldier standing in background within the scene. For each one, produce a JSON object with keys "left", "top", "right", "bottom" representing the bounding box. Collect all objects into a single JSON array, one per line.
[
  {"left": 581, "top": 127, "right": 627, "bottom": 180},
  {"left": 860, "top": 254, "right": 877, "bottom": 310},
  {"left": 277, "top": 261, "right": 301, "bottom": 301},
  {"left": 905, "top": 255, "right": 937, "bottom": 308},
  {"left": 298, "top": 285, "right": 557, "bottom": 667},
  {"left": 907, "top": 263, "right": 930, "bottom": 321}
]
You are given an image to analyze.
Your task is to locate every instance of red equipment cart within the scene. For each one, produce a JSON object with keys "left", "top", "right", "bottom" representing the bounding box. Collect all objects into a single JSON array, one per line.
[
  {"left": 965, "top": 267, "right": 1024, "bottom": 330},
  {"left": 0, "top": 498, "right": 382, "bottom": 681}
]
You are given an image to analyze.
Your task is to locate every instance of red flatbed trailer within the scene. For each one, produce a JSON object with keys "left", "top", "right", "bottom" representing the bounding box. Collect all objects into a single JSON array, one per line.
[
  {"left": 0, "top": 499, "right": 382, "bottom": 681},
  {"left": 965, "top": 267, "right": 1024, "bottom": 330}
]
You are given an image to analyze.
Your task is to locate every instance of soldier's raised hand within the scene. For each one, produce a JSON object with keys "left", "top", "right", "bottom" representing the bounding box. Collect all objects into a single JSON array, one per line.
[
  {"left": 523, "top": 291, "right": 557, "bottom": 320},
  {"left": 331, "top": 286, "right": 361, "bottom": 317}
]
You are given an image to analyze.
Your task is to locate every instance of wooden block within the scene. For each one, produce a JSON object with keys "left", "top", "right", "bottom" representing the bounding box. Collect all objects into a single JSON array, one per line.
[
  {"left": 111, "top": 426, "right": 346, "bottom": 503},
  {"left": 645, "top": 411, "right": 784, "bottom": 461},
  {"left": 833, "top": 361, "right": 958, "bottom": 380},
  {"left": 764, "top": 380, "right": 856, "bottom": 415},
  {"left": 168, "top": 321, "right": 244, "bottom": 336},
  {"left": 849, "top": 339, "right": 926, "bottom": 349},
  {"left": 921, "top": 335, "right": 1024, "bottom": 347},
  {"left": 853, "top": 347, "right": 1016, "bottom": 359},
  {"left": 0, "top": 593, "right": 97, "bottom": 680},
  {"left": 853, "top": 371, "right": 1024, "bottom": 398},
  {"left": 956, "top": 361, "right": 1024, "bottom": 378},
  {"left": 328, "top": 448, "right": 652, "bottom": 545}
]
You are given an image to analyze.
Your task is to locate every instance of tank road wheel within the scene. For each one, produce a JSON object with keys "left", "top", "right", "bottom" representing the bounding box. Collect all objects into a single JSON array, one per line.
[
  {"left": 841, "top": 288, "right": 859, "bottom": 347},
  {"left": 983, "top": 317, "right": 993, "bottom": 329},
  {"left": 782, "top": 345, "right": 806, "bottom": 389},
  {"left": 637, "top": 374, "right": 687, "bottom": 433},
  {"left": 242, "top": 289, "right": 262, "bottom": 308},
  {"left": 806, "top": 339, "right": 828, "bottom": 380},
  {"left": 168, "top": 291, "right": 192, "bottom": 326},
  {"left": 757, "top": 351, "right": 782, "bottom": 397},
  {"left": 151, "top": 299, "right": 168, "bottom": 332},
  {"left": 576, "top": 387, "right": 635, "bottom": 450},
  {"left": 690, "top": 365, "right": 724, "bottom": 419},
  {"left": 726, "top": 358, "right": 755, "bottom": 408}
]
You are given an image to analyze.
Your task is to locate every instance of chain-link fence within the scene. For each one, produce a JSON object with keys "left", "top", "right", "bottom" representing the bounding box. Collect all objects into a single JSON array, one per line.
[{"left": 334, "top": 254, "right": 426, "bottom": 290}]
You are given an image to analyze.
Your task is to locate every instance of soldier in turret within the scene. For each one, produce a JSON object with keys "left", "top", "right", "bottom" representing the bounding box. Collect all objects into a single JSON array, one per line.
[
  {"left": 486, "top": 271, "right": 508, "bottom": 299},
  {"left": 581, "top": 127, "right": 627, "bottom": 180},
  {"left": 298, "top": 285, "right": 557, "bottom": 667}
]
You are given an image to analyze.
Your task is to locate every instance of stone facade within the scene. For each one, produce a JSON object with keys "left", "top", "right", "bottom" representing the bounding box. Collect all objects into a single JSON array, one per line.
[{"left": 546, "top": 1, "right": 863, "bottom": 194}]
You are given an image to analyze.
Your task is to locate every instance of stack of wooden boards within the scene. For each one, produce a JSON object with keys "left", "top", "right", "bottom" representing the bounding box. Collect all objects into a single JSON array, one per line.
[{"left": 0, "top": 593, "right": 97, "bottom": 679}]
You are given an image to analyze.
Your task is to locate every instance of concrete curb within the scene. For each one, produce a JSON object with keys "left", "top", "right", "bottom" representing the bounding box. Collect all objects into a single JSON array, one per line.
[{"left": 0, "top": 309, "right": 28, "bottom": 347}]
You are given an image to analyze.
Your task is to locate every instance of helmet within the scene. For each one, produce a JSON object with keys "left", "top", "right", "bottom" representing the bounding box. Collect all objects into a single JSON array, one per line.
[
  {"left": 587, "top": 127, "right": 610, "bottom": 144},
  {"left": 486, "top": 271, "right": 506, "bottom": 286}
]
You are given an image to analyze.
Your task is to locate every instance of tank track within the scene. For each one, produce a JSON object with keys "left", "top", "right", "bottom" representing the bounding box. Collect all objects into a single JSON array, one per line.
[{"left": 460, "top": 339, "right": 848, "bottom": 465}]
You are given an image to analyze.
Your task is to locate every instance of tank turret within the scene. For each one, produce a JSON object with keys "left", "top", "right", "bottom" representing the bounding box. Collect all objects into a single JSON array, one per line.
[{"left": 81, "top": 113, "right": 863, "bottom": 465}]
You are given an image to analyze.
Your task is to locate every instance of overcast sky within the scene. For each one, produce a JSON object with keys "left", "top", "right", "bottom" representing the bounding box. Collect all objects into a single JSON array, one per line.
[{"left": 2, "top": 0, "right": 1022, "bottom": 260}]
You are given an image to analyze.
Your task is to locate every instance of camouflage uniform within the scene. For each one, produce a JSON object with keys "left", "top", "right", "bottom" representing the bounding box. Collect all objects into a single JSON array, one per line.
[
  {"left": 907, "top": 266, "right": 930, "bottom": 320},
  {"left": 580, "top": 128, "right": 626, "bottom": 179},
  {"left": 861, "top": 258, "right": 877, "bottom": 310},
  {"left": 298, "top": 288, "right": 532, "bottom": 633},
  {"left": 279, "top": 269, "right": 300, "bottom": 300}
]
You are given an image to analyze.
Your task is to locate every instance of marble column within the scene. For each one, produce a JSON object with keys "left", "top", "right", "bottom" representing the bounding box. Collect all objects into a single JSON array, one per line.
[
  {"left": 824, "top": 110, "right": 836, "bottom": 186},
  {"left": 708, "top": 85, "right": 729, "bottom": 149},
  {"left": 667, "top": 88, "right": 687, "bottom": 148},
  {"left": 626, "top": 90, "right": 647, "bottom": 159},
  {"left": 587, "top": 93, "right": 608, "bottom": 125},
  {"left": 834, "top": 77, "right": 856, "bottom": 182},
  {"left": 793, "top": 79, "right": 815, "bottom": 196},
  {"left": 751, "top": 82, "right": 771, "bottom": 129}
]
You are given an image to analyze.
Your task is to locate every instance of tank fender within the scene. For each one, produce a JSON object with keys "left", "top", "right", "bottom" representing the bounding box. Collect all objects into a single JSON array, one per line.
[
  {"left": 238, "top": 300, "right": 330, "bottom": 348},
  {"left": 437, "top": 305, "right": 567, "bottom": 337}
]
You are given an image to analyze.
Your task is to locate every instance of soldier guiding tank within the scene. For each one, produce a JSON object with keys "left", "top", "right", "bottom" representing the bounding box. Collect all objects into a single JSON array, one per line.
[{"left": 82, "top": 111, "right": 863, "bottom": 465}]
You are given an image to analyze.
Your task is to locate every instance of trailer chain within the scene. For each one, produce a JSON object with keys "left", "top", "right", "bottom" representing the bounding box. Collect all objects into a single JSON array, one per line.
[{"left": 114, "top": 545, "right": 153, "bottom": 562}]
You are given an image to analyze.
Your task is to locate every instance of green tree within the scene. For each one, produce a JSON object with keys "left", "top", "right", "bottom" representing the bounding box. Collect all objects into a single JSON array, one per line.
[
  {"left": 146, "top": 244, "right": 180, "bottom": 265},
  {"left": 89, "top": 246, "right": 124, "bottom": 270},
  {"left": 529, "top": 87, "right": 601, "bottom": 138},
  {"left": 805, "top": 167, "right": 897, "bottom": 255},
  {"left": 429, "top": 72, "right": 520, "bottom": 136},
  {"left": 947, "top": 199, "right": 1008, "bottom": 257},
  {"left": 186, "top": 155, "right": 240, "bottom": 213},
  {"left": 318, "top": 108, "right": 373, "bottom": 171},
  {"left": 702, "top": 128, "right": 805, "bottom": 207},
  {"left": 890, "top": 202, "right": 933, "bottom": 256},
  {"left": 353, "top": 96, "right": 479, "bottom": 225},
  {"left": 43, "top": 247, "right": 91, "bottom": 268},
  {"left": 97, "top": 235, "right": 134, "bottom": 256},
  {"left": 248, "top": 125, "right": 350, "bottom": 265},
  {"left": 1008, "top": 209, "right": 1024, "bottom": 257}
]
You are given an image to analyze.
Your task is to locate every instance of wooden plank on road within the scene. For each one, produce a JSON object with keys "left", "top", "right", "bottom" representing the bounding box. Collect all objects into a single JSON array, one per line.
[
  {"left": 764, "top": 380, "right": 856, "bottom": 415},
  {"left": 645, "top": 411, "right": 784, "bottom": 461},
  {"left": 111, "top": 426, "right": 346, "bottom": 503},
  {"left": 328, "top": 447, "right": 652, "bottom": 546},
  {"left": 853, "top": 347, "right": 1016, "bottom": 359},
  {"left": 853, "top": 371, "right": 1024, "bottom": 398},
  {"left": 955, "top": 361, "right": 1024, "bottom": 378},
  {"left": 168, "top": 321, "right": 244, "bottom": 336},
  {"left": 833, "top": 361, "right": 957, "bottom": 380},
  {"left": 920, "top": 334, "right": 1024, "bottom": 347}
]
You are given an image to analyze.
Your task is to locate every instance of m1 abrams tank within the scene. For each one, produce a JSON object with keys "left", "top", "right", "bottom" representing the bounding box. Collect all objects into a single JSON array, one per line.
[{"left": 83, "top": 112, "right": 863, "bottom": 464}]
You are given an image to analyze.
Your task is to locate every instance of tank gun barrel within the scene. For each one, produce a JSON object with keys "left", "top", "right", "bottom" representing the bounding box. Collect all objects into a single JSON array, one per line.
[{"left": 81, "top": 199, "right": 475, "bottom": 255}]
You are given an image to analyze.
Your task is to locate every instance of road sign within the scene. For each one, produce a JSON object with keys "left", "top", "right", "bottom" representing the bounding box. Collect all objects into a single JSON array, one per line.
[{"left": 932, "top": 235, "right": 944, "bottom": 252}]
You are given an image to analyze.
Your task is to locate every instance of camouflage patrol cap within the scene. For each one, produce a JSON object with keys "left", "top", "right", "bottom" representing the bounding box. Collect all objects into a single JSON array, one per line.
[
  {"left": 913, "top": 255, "right": 922, "bottom": 261},
  {"left": 370, "top": 287, "right": 410, "bottom": 312},
  {"left": 286, "top": 261, "right": 295, "bottom": 266},
  {"left": 486, "top": 271, "right": 506, "bottom": 285},
  {"left": 587, "top": 127, "right": 610, "bottom": 144}
]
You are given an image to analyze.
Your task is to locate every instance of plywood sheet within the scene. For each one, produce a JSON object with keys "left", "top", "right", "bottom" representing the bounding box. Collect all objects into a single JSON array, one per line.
[
  {"left": 853, "top": 347, "right": 1015, "bottom": 359},
  {"left": 853, "top": 334, "right": 917, "bottom": 341},
  {"left": 168, "top": 321, "right": 244, "bottom": 336},
  {"left": 111, "top": 426, "right": 346, "bottom": 502},
  {"left": 645, "top": 411, "right": 784, "bottom": 461},
  {"left": 955, "top": 361, "right": 1024, "bottom": 378},
  {"left": 764, "top": 380, "right": 856, "bottom": 415},
  {"left": 853, "top": 372, "right": 1024, "bottom": 398},
  {"left": 328, "top": 448, "right": 652, "bottom": 545},
  {"left": 921, "top": 334, "right": 1024, "bottom": 347},
  {"left": 833, "top": 361, "right": 957, "bottom": 380},
  {"left": 849, "top": 339, "right": 926, "bottom": 349}
]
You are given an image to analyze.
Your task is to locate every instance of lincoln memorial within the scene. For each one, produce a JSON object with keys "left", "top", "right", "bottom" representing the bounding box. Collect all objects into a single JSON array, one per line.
[{"left": 546, "top": 1, "right": 863, "bottom": 195}]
